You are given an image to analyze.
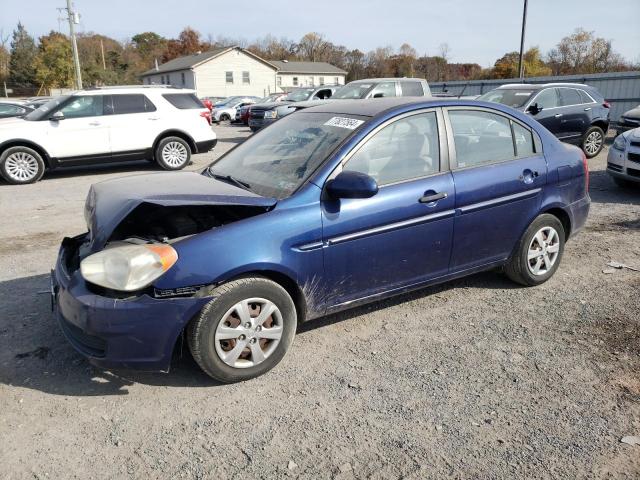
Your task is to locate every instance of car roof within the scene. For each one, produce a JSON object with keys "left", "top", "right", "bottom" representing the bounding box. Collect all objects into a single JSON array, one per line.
[
  {"left": 75, "top": 86, "right": 197, "bottom": 96},
  {"left": 349, "top": 78, "right": 426, "bottom": 84},
  {"left": 496, "top": 83, "right": 592, "bottom": 90},
  {"left": 303, "top": 97, "right": 440, "bottom": 117}
]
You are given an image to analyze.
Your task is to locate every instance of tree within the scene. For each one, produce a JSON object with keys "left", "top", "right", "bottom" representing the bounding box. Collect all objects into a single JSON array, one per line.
[
  {"left": 162, "top": 27, "right": 205, "bottom": 62},
  {"left": 78, "top": 33, "right": 124, "bottom": 86},
  {"left": 297, "top": 32, "right": 329, "bottom": 62},
  {"left": 547, "top": 28, "right": 629, "bottom": 75},
  {"left": 492, "top": 47, "right": 551, "bottom": 78},
  {"left": 33, "top": 31, "right": 74, "bottom": 89},
  {"left": 8, "top": 22, "right": 37, "bottom": 86}
]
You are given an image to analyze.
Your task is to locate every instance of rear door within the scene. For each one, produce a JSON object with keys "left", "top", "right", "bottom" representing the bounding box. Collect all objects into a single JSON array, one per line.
[
  {"left": 46, "top": 95, "right": 111, "bottom": 159},
  {"left": 106, "top": 94, "right": 158, "bottom": 157},
  {"left": 321, "top": 109, "right": 455, "bottom": 307},
  {"left": 445, "top": 107, "right": 547, "bottom": 271},
  {"left": 557, "top": 87, "right": 590, "bottom": 140}
]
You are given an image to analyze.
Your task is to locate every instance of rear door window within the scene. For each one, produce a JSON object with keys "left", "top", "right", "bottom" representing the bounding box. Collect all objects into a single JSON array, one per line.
[
  {"left": 163, "top": 93, "right": 204, "bottom": 109},
  {"left": 449, "top": 110, "right": 515, "bottom": 168},
  {"left": 400, "top": 81, "right": 424, "bottom": 96},
  {"left": 109, "top": 94, "right": 156, "bottom": 114},
  {"left": 578, "top": 89, "right": 595, "bottom": 104},
  {"left": 558, "top": 88, "right": 582, "bottom": 107}
]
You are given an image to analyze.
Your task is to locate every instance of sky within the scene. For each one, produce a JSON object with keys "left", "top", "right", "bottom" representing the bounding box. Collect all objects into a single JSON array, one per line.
[{"left": 1, "top": 0, "right": 639, "bottom": 67}]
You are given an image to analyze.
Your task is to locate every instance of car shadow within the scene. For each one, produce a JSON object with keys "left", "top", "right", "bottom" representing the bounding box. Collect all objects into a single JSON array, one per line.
[
  {"left": 0, "top": 269, "right": 514, "bottom": 396},
  {"left": 588, "top": 170, "right": 640, "bottom": 206}
]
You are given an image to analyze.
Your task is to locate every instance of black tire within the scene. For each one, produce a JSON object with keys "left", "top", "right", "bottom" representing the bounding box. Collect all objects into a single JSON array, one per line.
[
  {"left": 0, "top": 146, "right": 45, "bottom": 184},
  {"left": 154, "top": 136, "right": 191, "bottom": 171},
  {"left": 581, "top": 126, "right": 605, "bottom": 158},
  {"left": 219, "top": 113, "right": 230, "bottom": 122},
  {"left": 187, "top": 277, "right": 297, "bottom": 383},
  {"left": 504, "top": 214, "right": 566, "bottom": 286}
]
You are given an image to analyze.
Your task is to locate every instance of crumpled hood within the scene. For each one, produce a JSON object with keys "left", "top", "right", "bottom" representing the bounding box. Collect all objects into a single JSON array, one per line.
[{"left": 85, "top": 171, "right": 277, "bottom": 251}]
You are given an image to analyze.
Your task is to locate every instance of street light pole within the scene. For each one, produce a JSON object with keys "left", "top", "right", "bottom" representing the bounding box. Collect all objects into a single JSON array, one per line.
[
  {"left": 65, "top": 0, "right": 82, "bottom": 89},
  {"left": 517, "top": 0, "right": 529, "bottom": 79}
]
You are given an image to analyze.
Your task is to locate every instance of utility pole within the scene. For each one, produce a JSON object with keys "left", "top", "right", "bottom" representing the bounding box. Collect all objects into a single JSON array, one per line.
[
  {"left": 61, "top": 0, "right": 83, "bottom": 89},
  {"left": 517, "top": 0, "right": 528, "bottom": 79},
  {"left": 100, "top": 39, "right": 106, "bottom": 70}
]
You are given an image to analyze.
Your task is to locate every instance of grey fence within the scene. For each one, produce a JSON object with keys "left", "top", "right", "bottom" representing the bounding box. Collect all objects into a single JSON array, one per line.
[{"left": 430, "top": 71, "right": 640, "bottom": 123}]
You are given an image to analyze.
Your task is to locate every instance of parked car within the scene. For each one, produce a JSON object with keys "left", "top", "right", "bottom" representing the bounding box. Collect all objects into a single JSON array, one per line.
[
  {"left": 24, "top": 96, "right": 54, "bottom": 110},
  {"left": 52, "top": 97, "right": 590, "bottom": 382},
  {"left": 331, "top": 77, "right": 431, "bottom": 100},
  {"left": 239, "top": 93, "right": 287, "bottom": 125},
  {"left": 0, "top": 86, "right": 216, "bottom": 184},
  {"left": 607, "top": 127, "right": 640, "bottom": 187},
  {"left": 477, "top": 83, "right": 610, "bottom": 158},
  {"left": 616, "top": 104, "right": 640, "bottom": 135},
  {"left": 212, "top": 97, "right": 260, "bottom": 122},
  {"left": 248, "top": 86, "right": 339, "bottom": 131},
  {"left": 0, "top": 101, "right": 33, "bottom": 119}
]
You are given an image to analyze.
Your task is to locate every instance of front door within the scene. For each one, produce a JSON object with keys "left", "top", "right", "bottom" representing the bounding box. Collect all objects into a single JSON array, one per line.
[
  {"left": 47, "top": 95, "right": 110, "bottom": 160},
  {"left": 321, "top": 110, "right": 455, "bottom": 308},
  {"left": 445, "top": 107, "right": 548, "bottom": 271}
]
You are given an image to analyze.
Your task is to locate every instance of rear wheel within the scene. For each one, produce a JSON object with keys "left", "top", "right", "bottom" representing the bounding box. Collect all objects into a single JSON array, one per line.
[
  {"left": 219, "top": 113, "right": 231, "bottom": 122},
  {"left": 504, "top": 214, "right": 565, "bottom": 286},
  {"left": 581, "top": 126, "right": 605, "bottom": 158},
  {"left": 155, "top": 136, "right": 191, "bottom": 170},
  {"left": 0, "top": 146, "right": 45, "bottom": 184},
  {"left": 187, "top": 277, "right": 297, "bottom": 383}
]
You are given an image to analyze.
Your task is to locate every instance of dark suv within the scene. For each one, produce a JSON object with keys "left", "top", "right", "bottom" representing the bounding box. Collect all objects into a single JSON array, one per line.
[{"left": 478, "top": 83, "right": 610, "bottom": 157}]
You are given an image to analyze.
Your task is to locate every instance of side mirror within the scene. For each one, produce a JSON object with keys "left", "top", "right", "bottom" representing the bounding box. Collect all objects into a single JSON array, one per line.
[
  {"left": 373, "top": 93, "right": 384, "bottom": 98},
  {"left": 527, "top": 103, "right": 541, "bottom": 115},
  {"left": 326, "top": 170, "right": 378, "bottom": 199},
  {"left": 50, "top": 111, "right": 65, "bottom": 121}
]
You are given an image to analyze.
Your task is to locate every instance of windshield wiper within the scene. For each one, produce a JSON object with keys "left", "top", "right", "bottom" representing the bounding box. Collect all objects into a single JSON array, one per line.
[{"left": 210, "top": 172, "right": 252, "bottom": 191}]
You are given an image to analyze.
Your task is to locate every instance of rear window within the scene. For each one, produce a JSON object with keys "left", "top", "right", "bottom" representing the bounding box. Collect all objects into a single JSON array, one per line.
[
  {"left": 163, "top": 93, "right": 205, "bottom": 109},
  {"left": 109, "top": 94, "right": 156, "bottom": 114},
  {"left": 400, "top": 81, "right": 424, "bottom": 96}
]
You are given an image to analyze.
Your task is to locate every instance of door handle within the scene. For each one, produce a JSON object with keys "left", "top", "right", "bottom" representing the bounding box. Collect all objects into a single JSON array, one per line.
[
  {"left": 88, "top": 121, "right": 101, "bottom": 126},
  {"left": 419, "top": 191, "right": 447, "bottom": 203},
  {"left": 518, "top": 169, "right": 539, "bottom": 184},
  {"left": 584, "top": 107, "right": 592, "bottom": 111},
  {"left": 148, "top": 117, "right": 160, "bottom": 121},
  {"left": 554, "top": 114, "right": 563, "bottom": 118}
]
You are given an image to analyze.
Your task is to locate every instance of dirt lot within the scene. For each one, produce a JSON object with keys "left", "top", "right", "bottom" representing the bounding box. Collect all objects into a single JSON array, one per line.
[{"left": 0, "top": 125, "right": 638, "bottom": 479}]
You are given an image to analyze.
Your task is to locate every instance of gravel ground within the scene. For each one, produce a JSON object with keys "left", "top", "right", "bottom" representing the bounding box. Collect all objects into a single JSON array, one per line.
[{"left": 0, "top": 124, "right": 638, "bottom": 479}]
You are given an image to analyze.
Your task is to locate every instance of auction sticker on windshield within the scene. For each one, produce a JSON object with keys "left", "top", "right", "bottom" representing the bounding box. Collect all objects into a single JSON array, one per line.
[{"left": 324, "top": 117, "right": 365, "bottom": 130}]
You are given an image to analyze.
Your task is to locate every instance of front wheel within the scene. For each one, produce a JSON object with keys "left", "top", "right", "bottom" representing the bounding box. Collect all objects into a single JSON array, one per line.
[
  {"left": 0, "top": 146, "right": 45, "bottom": 184},
  {"left": 504, "top": 214, "right": 566, "bottom": 286},
  {"left": 155, "top": 136, "right": 191, "bottom": 170},
  {"left": 187, "top": 277, "right": 297, "bottom": 383},
  {"left": 581, "top": 126, "right": 605, "bottom": 158}
]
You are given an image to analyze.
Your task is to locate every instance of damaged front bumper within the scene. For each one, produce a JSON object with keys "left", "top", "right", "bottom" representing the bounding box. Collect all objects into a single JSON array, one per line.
[{"left": 51, "top": 234, "right": 212, "bottom": 372}]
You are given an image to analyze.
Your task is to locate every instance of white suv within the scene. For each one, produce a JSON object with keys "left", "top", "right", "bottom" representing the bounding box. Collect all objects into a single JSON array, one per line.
[{"left": 0, "top": 86, "right": 216, "bottom": 184}]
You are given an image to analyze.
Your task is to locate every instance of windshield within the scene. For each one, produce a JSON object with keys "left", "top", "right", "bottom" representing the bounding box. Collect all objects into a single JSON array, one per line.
[
  {"left": 207, "top": 112, "right": 367, "bottom": 199},
  {"left": 283, "top": 89, "right": 315, "bottom": 102},
  {"left": 332, "top": 83, "right": 374, "bottom": 99},
  {"left": 24, "top": 95, "right": 70, "bottom": 121},
  {"left": 478, "top": 89, "right": 536, "bottom": 108}
]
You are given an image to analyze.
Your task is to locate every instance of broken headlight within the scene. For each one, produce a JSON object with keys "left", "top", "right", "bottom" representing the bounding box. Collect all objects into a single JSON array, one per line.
[{"left": 80, "top": 242, "right": 178, "bottom": 292}]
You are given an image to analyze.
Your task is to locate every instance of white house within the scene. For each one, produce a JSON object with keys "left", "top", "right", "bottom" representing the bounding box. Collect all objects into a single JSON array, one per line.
[{"left": 140, "top": 47, "right": 347, "bottom": 98}]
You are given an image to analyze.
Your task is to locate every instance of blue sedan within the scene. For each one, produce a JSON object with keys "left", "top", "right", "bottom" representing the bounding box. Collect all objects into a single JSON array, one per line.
[{"left": 52, "top": 98, "right": 590, "bottom": 382}]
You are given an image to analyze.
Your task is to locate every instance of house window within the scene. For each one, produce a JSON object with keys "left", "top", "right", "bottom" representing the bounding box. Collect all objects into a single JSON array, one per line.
[
  {"left": 181, "top": 72, "right": 185, "bottom": 86},
  {"left": 319, "top": 77, "right": 324, "bottom": 85},
  {"left": 226, "top": 71, "right": 233, "bottom": 84},
  {"left": 277, "top": 76, "right": 282, "bottom": 86},
  {"left": 293, "top": 77, "right": 298, "bottom": 86},
  {"left": 334, "top": 77, "right": 340, "bottom": 85},
  {"left": 242, "top": 71, "right": 250, "bottom": 84},
  {"left": 308, "top": 76, "right": 314, "bottom": 86},
  {"left": 166, "top": 75, "right": 171, "bottom": 85}
]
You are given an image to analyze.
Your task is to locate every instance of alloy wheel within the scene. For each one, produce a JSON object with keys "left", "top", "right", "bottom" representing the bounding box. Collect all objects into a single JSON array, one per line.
[
  {"left": 4, "top": 151, "right": 39, "bottom": 182},
  {"left": 214, "top": 298, "right": 283, "bottom": 368},
  {"left": 584, "top": 131, "right": 603, "bottom": 156},
  {"left": 527, "top": 226, "right": 560, "bottom": 276},
  {"left": 161, "top": 141, "right": 188, "bottom": 167}
]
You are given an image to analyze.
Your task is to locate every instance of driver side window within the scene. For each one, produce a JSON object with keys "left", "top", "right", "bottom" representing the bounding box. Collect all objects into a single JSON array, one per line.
[
  {"left": 58, "top": 95, "right": 104, "bottom": 118},
  {"left": 344, "top": 112, "right": 440, "bottom": 185},
  {"left": 532, "top": 88, "right": 559, "bottom": 109},
  {"left": 369, "top": 82, "right": 397, "bottom": 98}
]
